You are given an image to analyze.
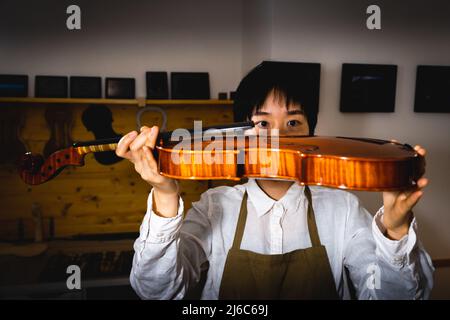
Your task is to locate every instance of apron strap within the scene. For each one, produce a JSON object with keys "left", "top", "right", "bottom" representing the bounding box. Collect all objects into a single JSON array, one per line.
[
  {"left": 232, "top": 186, "right": 322, "bottom": 250},
  {"left": 231, "top": 191, "right": 249, "bottom": 250},
  {"left": 304, "top": 186, "right": 322, "bottom": 247}
]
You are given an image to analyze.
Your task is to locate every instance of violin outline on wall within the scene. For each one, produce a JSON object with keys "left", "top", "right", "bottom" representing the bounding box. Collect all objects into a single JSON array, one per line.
[
  {"left": 0, "top": 107, "right": 27, "bottom": 165},
  {"left": 81, "top": 104, "right": 123, "bottom": 165},
  {"left": 43, "top": 107, "right": 73, "bottom": 158}
]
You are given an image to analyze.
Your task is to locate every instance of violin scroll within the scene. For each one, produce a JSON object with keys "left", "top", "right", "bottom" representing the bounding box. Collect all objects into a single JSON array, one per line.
[
  {"left": 19, "top": 152, "right": 45, "bottom": 174},
  {"left": 18, "top": 147, "right": 85, "bottom": 185}
]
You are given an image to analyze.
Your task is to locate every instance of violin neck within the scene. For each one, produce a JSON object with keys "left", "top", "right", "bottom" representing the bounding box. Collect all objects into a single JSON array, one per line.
[{"left": 74, "top": 138, "right": 119, "bottom": 154}]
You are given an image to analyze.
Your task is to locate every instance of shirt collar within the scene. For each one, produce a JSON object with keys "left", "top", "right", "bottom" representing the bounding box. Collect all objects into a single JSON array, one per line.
[{"left": 245, "top": 178, "right": 305, "bottom": 218}]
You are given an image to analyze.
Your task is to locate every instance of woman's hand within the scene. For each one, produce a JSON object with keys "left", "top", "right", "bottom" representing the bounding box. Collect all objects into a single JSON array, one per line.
[
  {"left": 116, "top": 125, "right": 179, "bottom": 217},
  {"left": 382, "top": 145, "right": 428, "bottom": 240}
]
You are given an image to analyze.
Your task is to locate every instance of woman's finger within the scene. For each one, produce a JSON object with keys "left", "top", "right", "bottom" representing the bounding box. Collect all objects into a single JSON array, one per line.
[
  {"left": 128, "top": 128, "right": 152, "bottom": 161},
  {"left": 130, "top": 128, "right": 152, "bottom": 151},
  {"left": 414, "top": 145, "right": 426, "bottom": 156},
  {"left": 143, "top": 146, "right": 158, "bottom": 172},
  {"left": 404, "top": 189, "right": 423, "bottom": 210},
  {"left": 116, "top": 131, "right": 138, "bottom": 159},
  {"left": 146, "top": 126, "right": 159, "bottom": 149},
  {"left": 136, "top": 146, "right": 161, "bottom": 183},
  {"left": 417, "top": 177, "right": 428, "bottom": 189}
]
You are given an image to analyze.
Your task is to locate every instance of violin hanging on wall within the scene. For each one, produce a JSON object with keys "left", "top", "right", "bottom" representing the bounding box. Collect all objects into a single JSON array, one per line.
[
  {"left": 0, "top": 107, "right": 27, "bottom": 165},
  {"left": 43, "top": 107, "right": 73, "bottom": 158},
  {"left": 18, "top": 122, "right": 425, "bottom": 191}
]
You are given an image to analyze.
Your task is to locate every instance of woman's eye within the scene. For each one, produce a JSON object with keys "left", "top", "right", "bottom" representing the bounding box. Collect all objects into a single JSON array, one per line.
[
  {"left": 287, "top": 120, "right": 301, "bottom": 127},
  {"left": 256, "top": 121, "right": 269, "bottom": 128}
]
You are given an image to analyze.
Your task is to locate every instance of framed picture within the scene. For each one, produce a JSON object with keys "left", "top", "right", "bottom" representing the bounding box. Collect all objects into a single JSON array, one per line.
[
  {"left": 105, "top": 77, "right": 135, "bottom": 99},
  {"left": 70, "top": 76, "right": 102, "bottom": 98},
  {"left": 0, "top": 74, "right": 28, "bottom": 97},
  {"left": 340, "top": 63, "right": 397, "bottom": 112},
  {"left": 35, "top": 76, "right": 68, "bottom": 98},
  {"left": 414, "top": 65, "right": 450, "bottom": 113},
  {"left": 262, "top": 60, "right": 321, "bottom": 114},
  {"left": 171, "top": 72, "right": 210, "bottom": 99},
  {"left": 146, "top": 72, "right": 169, "bottom": 99}
]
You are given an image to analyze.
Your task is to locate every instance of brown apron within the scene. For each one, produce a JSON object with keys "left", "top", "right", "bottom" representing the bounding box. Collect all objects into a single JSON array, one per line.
[{"left": 219, "top": 186, "right": 339, "bottom": 300}]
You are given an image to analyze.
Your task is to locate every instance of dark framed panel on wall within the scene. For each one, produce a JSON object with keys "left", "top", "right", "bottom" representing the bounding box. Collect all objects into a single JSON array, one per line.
[
  {"left": 261, "top": 60, "right": 321, "bottom": 114},
  {"left": 146, "top": 72, "right": 169, "bottom": 99},
  {"left": 105, "top": 77, "right": 135, "bottom": 99},
  {"left": 70, "top": 76, "right": 102, "bottom": 98},
  {"left": 340, "top": 63, "right": 397, "bottom": 112},
  {"left": 0, "top": 75, "right": 28, "bottom": 97},
  {"left": 171, "top": 72, "right": 210, "bottom": 99},
  {"left": 414, "top": 65, "right": 450, "bottom": 113},
  {"left": 35, "top": 75, "right": 69, "bottom": 98}
]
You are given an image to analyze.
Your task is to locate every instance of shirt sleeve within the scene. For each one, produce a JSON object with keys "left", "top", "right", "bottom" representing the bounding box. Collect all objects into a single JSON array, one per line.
[
  {"left": 372, "top": 206, "right": 418, "bottom": 268},
  {"left": 343, "top": 193, "right": 435, "bottom": 300},
  {"left": 130, "top": 188, "right": 212, "bottom": 300}
]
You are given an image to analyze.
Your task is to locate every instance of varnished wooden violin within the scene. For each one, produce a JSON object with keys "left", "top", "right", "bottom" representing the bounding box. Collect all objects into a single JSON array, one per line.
[{"left": 18, "top": 122, "right": 425, "bottom": 191}]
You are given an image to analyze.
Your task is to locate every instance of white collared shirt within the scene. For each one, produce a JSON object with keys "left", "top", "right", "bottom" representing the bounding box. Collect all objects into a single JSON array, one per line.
[{"left": 130, "top": 179, "right": 434, "bottom": 300}]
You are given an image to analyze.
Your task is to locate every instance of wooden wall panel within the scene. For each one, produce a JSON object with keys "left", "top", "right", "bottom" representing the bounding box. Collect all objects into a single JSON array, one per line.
[{"left": 0, "top": 102, "right": 237, "bottom": 241}]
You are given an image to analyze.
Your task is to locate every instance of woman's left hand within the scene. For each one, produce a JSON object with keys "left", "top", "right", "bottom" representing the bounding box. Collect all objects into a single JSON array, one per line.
[{"left": 382, "top": 145, "right": 428, "bottom": 240}]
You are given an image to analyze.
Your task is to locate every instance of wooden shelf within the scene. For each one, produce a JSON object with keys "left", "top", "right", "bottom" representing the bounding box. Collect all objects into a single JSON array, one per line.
[
  {"left": 0, "top": 97, "right": 233, "bottom": 106},
  {"left": 146, "top": 99, "right": 233, "bottom": 105}
]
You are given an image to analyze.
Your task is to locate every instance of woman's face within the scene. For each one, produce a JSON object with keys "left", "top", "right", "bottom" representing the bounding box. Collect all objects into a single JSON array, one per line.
[{"left": 247, "top": 90, "right": 310, "bottom": 136}]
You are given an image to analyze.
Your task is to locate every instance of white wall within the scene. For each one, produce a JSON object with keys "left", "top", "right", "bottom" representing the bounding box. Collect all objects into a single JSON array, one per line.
[
  {"left": 242, "top": 0, "right": 273, "bottom": 74},
  {"left": 268, "top": 0, "right": 450, "bottom": 255},
  {"left": 0, "top": 0, "right": 243, "bottom": 98}
]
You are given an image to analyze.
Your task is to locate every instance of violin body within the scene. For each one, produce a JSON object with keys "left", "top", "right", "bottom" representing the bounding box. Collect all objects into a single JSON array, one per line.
[{"left": 157, "top": 135, "right": 424, "bottom": 191}]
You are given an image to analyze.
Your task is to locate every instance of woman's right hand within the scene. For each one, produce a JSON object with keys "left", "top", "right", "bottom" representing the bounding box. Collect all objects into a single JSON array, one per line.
[{"left": 116, "top": 125, "right": 179, "bottom": 217}]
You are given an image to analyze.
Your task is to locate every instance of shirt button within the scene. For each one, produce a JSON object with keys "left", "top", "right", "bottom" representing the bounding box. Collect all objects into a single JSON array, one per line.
[{"left": 156, "top": 233, "right": 164, "bottom": 237}]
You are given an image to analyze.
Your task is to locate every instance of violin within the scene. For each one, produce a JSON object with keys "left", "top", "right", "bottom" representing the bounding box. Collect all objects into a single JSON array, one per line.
[{"left": 18, "top": 122, "right": 425, "bottom": 191}]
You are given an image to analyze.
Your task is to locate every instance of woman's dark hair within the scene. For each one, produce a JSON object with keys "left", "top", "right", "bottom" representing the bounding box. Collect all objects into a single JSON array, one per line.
[{"left": 233, "top": 61, "right": 319, "bottom": 135}]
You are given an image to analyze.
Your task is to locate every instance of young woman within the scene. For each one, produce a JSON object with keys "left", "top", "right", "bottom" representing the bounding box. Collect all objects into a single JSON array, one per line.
[{"left": 116, "top": 62, "right": 434, "bottom": 299}]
